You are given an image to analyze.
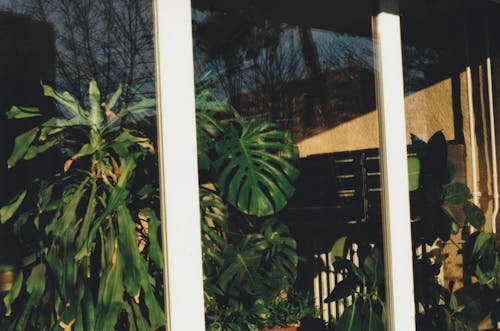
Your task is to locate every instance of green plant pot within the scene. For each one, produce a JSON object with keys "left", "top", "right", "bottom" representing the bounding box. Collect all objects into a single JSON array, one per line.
[{"left": 0, "top": 265, "right": 17, "bottom": 293}]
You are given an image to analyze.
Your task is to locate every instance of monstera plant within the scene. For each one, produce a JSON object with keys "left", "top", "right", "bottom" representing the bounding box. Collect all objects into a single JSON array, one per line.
[
  {"left": 195, "top": 83, "right": 303, "bottom": 331},
  {"left": 0, "top": 80, "right": 164, "bottom": 330}
]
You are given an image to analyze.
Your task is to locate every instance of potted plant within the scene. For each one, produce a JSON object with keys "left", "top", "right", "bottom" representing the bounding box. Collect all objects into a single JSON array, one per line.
[
  {"left": 325, "top": 239, "right": 386, "bottom": 331},
  {"left": 325, "top": 131, "right": 500, "bottom": 331},
  {"left": 194, "top": 80, "right": 304, "bottom": 330},
  {"left": 257, "top": 290, "right": 315, "bottom": 331},
  {"left": 0, "top": 80, "right": 165, "bottom": 330}
]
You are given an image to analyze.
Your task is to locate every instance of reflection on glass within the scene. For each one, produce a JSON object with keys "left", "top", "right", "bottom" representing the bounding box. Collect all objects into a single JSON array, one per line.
[
  {"left": 192, "top": 7, "right": 375, "bottom": 144},
  {"left": 0, "top": 2, "right": 165, "bottom": 330},
  {"left": 400, "top": 6, "right": 500, "bottom": 331},
  {"left": 193, "top": 1, "right": 383, "bottom": 329},
  {"left": 192, "top": 12, "right": 378, "bottom": 192}
]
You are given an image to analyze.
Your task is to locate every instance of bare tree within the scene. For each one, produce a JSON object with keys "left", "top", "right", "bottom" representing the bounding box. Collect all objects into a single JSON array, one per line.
[{"left": 2, "top": 0, "right": 155, "bottom": 104}]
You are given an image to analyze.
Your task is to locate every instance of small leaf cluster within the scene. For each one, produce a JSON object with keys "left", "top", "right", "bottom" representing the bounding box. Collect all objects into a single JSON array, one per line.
[{"left": 256, "top": 290, "right": 315, "bottom": 329}]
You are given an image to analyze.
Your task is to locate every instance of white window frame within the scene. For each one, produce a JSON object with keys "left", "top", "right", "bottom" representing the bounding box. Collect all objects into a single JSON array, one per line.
[
  {"left": 154, "top": 1, "right": 206, "bottom": 330},
  {"left": 154, "top": 0, "right": 415, "bottom": 330},
  {"left": 373, "top": 0, "right": 416, "bottom": 330}
]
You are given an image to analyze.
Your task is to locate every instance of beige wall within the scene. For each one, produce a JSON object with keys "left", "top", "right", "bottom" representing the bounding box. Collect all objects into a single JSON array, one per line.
[
  {"left": 296, "top": 63, "right": 498, "bottom": 306},
  {"left": 297, "top": 65, "right": 498, "bottom": 235},
  {"left": 297, "top": 78, "right": 455, "bottom": 157}
]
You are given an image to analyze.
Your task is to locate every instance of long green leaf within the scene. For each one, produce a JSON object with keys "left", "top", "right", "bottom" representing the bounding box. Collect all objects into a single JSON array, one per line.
[
  {"left": 124, "top": 303, "right": 139, "bottom": 331},
  {"left": 442, "top": 206, "right": 459, "bottom": 235},
  {"left": 47, "top": 178, "right": 88, "bottom": 237},
  {"left": 6, "top": 106, "right": 41, "bottom": 119},
  {"left": 140, "top": 209, "right": 163, "bottom": 268},
  {"left": 443, "top": 183, "right": 470, "bottom": 205},
  {"left": 131, "top": 301, "right": 151, "bottom": 330},
  {"left": 89, "top": 79, "right": 103, "bottom": 127},
  {"left": 75, "top": 186, "right": 129, "bottom": 260},
  {"left": 76, "top": 179, "right": 97, "bottom": 250},
  {"left": 472, "top": 232, "right": 496, "bottom": 273},
  {"left": 24, "top": 139, "right": 57, "bottom": 160},
  {"left": 363, "top": 248, "right": 383, "bottom": 290},
  {"left": 42, "top": 84, "right": 86, "bottom": 120},
  {"left": 141, "top": 274, "right": 166, "bottom": 329},
  {"left": 331, "top": 236, "right": 348, "bottom": 261},
  {"left": 117, "top": 205, "right": 143, "bottom": 299},
  {"left": 336, "top": 303, "right": 362, "bottom": 331},
  {"left": 0, "top": 190, "right": 27, "bottom": 224},
  {"left": 95, "top": 226, "right": 125, "bottom": 330},
  {"left": 95, "top": 302, "right": 124, "bottom": 331},
  {"left": 115, "top": 98, "right": 156, "bottom": 121},
  {"left": 82, "top": 290, "right": 95, "bottom": 331},
  {"left": 463, "top": 201, "right": 485, "bottom": 229},
  {"left": 361, "top": 300, "right": 384, "bottom": 331},
  {"left": 3, "top": 271, "right": 23, "bottom": 316},
  {"left": 107, "top": 84, "right": 123, "bottom": 110},
  {"left": 64, "top": 144, "right": 97, "bottom": 172},
  {"left": 407, "top": 156, "right": 421, "bottom": 191},
  {"left": 110, "top": 131, "right": 154, "bottom": 157},
  {"left": 7, "top": 127, "right": 39, "bottom": 168},
  {"left": 324, "top": 276, "right": 358, "bottom": 302}
]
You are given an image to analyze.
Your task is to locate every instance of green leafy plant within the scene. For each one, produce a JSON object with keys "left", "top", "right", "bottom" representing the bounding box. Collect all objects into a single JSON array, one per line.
[
  {"left": 256, "top": 290, "right": 315, "bottom": 330},
  {"left": 203, "top": 219, "right": 300, "bottom": 331},
  {"left": 195, "top": 82, "right": 302, "bottom": 331},
  {"left": 325, "top": 238, "right": 385, "bottom": 331},
  {"left": 0, "top": 80, "right": 164, "bottom": 330},
  {"left": 410, "top": 131, "right": 499, "bottom": 331},
  {"left": 325, "top": 131, "right": 499, "bottom": 331}
]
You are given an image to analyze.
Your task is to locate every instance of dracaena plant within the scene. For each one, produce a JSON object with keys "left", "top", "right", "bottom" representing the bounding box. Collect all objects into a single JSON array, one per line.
[
  {"left": 195, "top": 82, "right": 303, "bottom": 331},
  {"left": 325, "top": 131, "right": 499, "bottom": 331},
  {"left": 0, "top": 80, "right": 165, "bottom": 330}
]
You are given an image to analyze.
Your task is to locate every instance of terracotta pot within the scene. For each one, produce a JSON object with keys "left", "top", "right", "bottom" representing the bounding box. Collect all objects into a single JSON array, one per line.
[
  {"left": 260, "top": 327, "right": 298, "bottom": 331},
  {"left": 0, "top": 269, "right": 16, "bottom": 293}
]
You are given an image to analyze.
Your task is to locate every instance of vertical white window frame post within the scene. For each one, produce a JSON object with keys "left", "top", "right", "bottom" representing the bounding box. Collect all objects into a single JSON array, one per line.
[
  {"left": 154, "top": 1, "right": 206, "bottom": 331},
  {"left": 373, "top": 0, "right": 416, "bottom": 330}
]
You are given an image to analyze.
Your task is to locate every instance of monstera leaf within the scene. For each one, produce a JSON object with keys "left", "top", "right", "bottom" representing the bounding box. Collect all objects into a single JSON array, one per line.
[
  {"left": 216, "top": 233, "right": 269, "bottom": 296},
  {"left": 195, "top": 88, "right": 233, "bottom": 172},
  {"left": 215, "top": 220, "right": 298, "bottom": 299},
  {"left": 214, "top": 118, "right": 299, "bottom": 217}
]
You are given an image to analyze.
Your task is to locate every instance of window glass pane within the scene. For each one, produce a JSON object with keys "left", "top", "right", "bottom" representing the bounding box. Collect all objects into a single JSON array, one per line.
[
  {"left": 0, "top": 1, "right": 165, "bottom": 330},
  {"left": 192, "top": 1, "right": 387, "bottom": 329},
  {"left": 401, "top": 2, "right": 500, "bottom": 330}
]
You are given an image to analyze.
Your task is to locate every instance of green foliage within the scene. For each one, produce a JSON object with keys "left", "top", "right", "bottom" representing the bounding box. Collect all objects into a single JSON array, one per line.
[
  {"left": 328, "top": 131, "right": 499, "bottom": 331},
  {"left": 196, "top": 86, "right": 299, "bottom": 217},
  {"left": 325, "top": 240, "right": 386, "bottom": 331},
  {"left": 203, "top": 218, "right": 301, "bottom": 330},
  {"left": 0, "top": 191, "right": 27, "bottom": 224},
  {"left": 408, "top": 157, "right": 421, "bottom": 192},
  {"left": 443, "top": 183, "right": 471, "bottom": 205},
  {"left": 409, "top": 132, "right": 499, "bottom": 330},
  {"left": 256, "top": 291, "right": 315, "bottom": 329},
  {"left": 0, "top": 81, "right": 164, "bottom": 330},
  {"left": 214, "top": 119, "right": 299, "bottom": 217},
  {"left": 196, "top": 83, "right": 303, "bottom": 330}
]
